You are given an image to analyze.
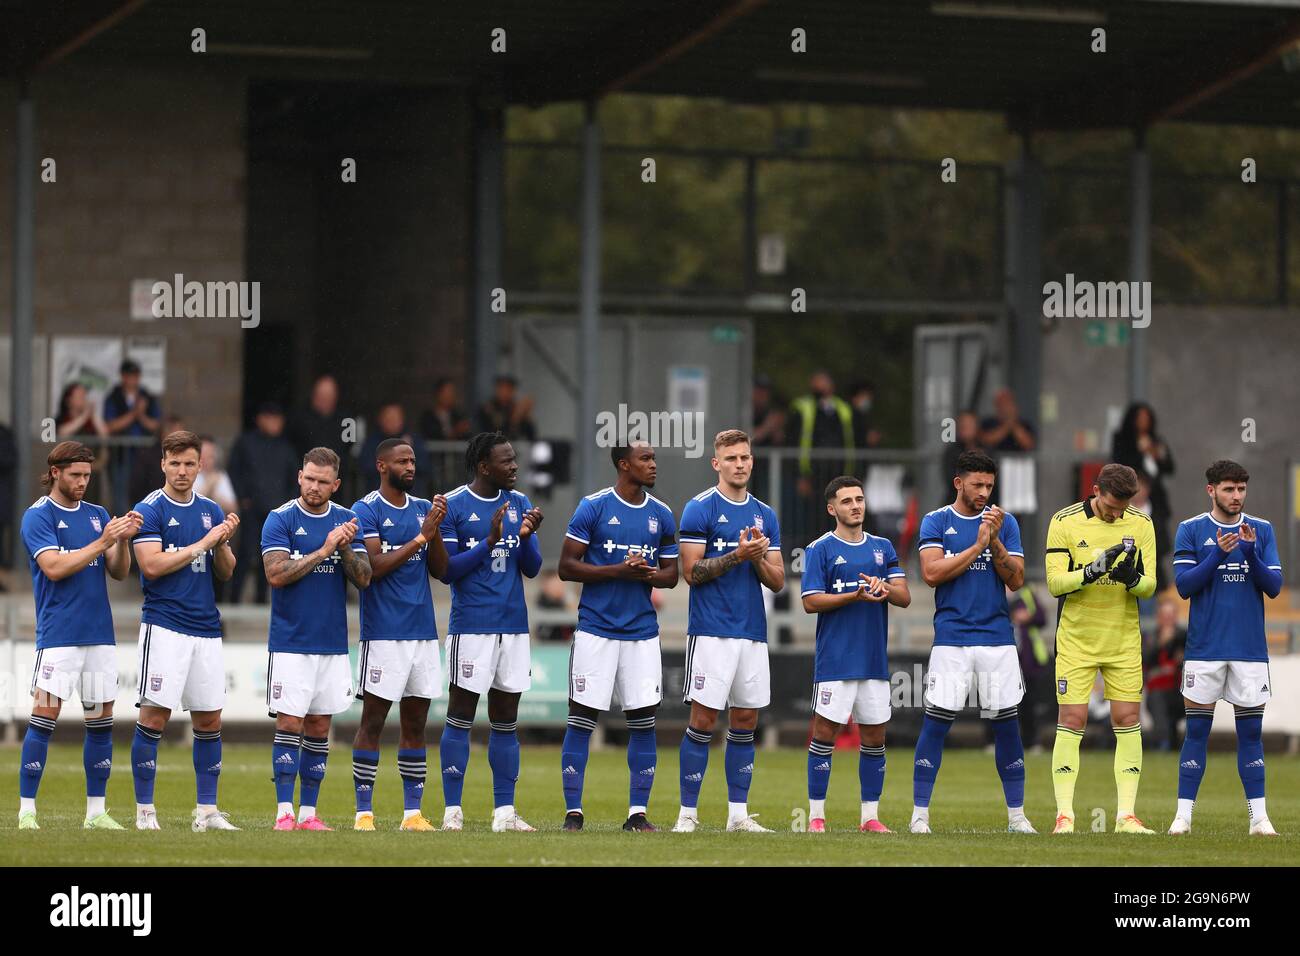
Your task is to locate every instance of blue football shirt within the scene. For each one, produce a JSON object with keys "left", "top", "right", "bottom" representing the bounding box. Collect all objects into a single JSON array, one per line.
[
  {"left": 565, "top": 487, "right": 679, "bottom": 641},
  {"left": 261, "top": 499, "right": 367, "bottom": 655},
  {"left": 352, "top": 491, "right": 438, "bottom": 642},
  {"left": 21, "top": 496, "right": 116, "bottom": 649},
  {"left": 438, "top": 485, "right": 538, "bottom": 635},
  {"left": 132, "top": 488, "right": 225, "bottom": 637},
  {"left": 801, "top": 530, "right": 903, "bottom": 682},
  {"left": 679, "top": 486, "right": 781, "bottom": 642},
  {"left": 1174, "top": 512, "right": 1281, "bottom": 663},
  {"left": 916, "top": 505, "right": 1022, "bottom": 647}
]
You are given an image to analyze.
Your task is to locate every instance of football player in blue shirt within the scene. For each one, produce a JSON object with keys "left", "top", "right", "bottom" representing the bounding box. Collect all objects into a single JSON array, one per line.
[
  {"left": 801, "top": 475, "right": 909, "bottom": 833},
  {"left": 130, "top": 430, "right": 240, "bottom": 831},
  {"left": 558, "top": 442, "right": 679, "bottom": 831},
  {"left": 262, "top": 447, "right": 372, "bottom": 831},
  {"left": 18, "top": 441, "right": 141, "bottom": 831},
  {"left": 350, "top": 438, "right": 449, "bottom": 832},
  {"left": 1170, "top": 460, "right": 1283, "bottom": 836},
  {"left": 673, "top": 429, "right": 784, "bottom": 833},
  {"left": 436, "top": 432, "right": 544, "bottom": 833},
  {"left": 911, "top": 449, "right": 1034, "bottom": 834}
]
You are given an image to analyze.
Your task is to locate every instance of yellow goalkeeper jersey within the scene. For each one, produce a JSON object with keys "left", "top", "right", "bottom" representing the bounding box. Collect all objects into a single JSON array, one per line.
[{"left": 1045, "top": 497, "right": 1157, "bottom": 663}]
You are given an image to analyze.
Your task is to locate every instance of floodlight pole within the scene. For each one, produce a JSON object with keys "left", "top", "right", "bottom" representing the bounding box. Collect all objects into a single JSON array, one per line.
[
  {"left": 1128, "top": 130, "right": 1151, "bottom": 404},
  {"left": 11, "top": 85, "right": 35, "bottom": 569},
  {"left": 576, "top": 102, "right": 602, "bottom": 495}
]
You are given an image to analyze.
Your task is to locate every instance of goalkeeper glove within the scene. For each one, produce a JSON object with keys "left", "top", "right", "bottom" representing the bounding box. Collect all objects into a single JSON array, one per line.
[
  {"left": 1108, "top": 550, "right": 1141, "bottom": 588},
  {"left": 1082, "top": 542, "right": 1127, "bottom": 584}
]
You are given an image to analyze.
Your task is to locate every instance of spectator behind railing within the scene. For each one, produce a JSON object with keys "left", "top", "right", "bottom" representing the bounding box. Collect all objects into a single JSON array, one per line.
[
  {"left": 475, "top": 374, "right": 537, "bottom": 441},
  {"left": 102, "top": 358, "right": 162, "bottom": 517},
  {"left": 1143, "top": 595, "right": 1187, "bottom": 751},
  {"left": 195, "top": 434, "right": 240, "bottom": 605},
  {"left": 227, "top": 401, "right": 298, "bottom": 604},
  {"left": 1112, "top": 401, "right": 1175, "bottom": 590}
]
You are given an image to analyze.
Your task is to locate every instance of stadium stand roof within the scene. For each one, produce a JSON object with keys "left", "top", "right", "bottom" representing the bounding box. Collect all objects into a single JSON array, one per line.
[{"left": 3, "top": 0, "right": 1300, "bottom": 128}]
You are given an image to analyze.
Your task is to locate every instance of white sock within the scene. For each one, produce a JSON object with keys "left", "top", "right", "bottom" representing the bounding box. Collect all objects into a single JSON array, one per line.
[
  {"left": 628, "top": 805, "right": 647, "bottom": 817},
  {"left": 86, "top": 796, "right": 105, "bottom": 818},
  {"left": 678, "top": 805, "right": 698, "bottom": 819},
  {"left": 809, "top": 798, "right": 826, "bottom": 820},
  {"left": 196, "top": 803, "right": 217, "bottom": 815},
  {"left": 19, "top": 797, "right": 36, "bottom": 815},
  {"left": 493, "top": 804, "right": 515, "bottom": 820},
  {"left": 862, "top": 801, "right": 880, "bottom": 824},
  {"left": 1176, "top": 798, "right": 1195, "bottom": 822},
  {"left": 1248, "top": 797, "right": 1267, "bottom": 822},
  {"left": 727, "top": 801, "right": 748, "bottom": 822},
  {"left": 277, "top": 801, "right": 294, "bottom": 818},
  {"left": 298, "top": 805, "right": 315, "bottom": 823},
  {"left": 1007, "top": 805, "right": 1026, "bottom": 822},
  {"left": 136, "top": 803, "right": 156, "bottom": 815},
  {"left": 443, "top": 804, "right": 461, "bottom": 817},
  {"left": 355, "top": 810, "right": 370, "bottom": 822},
  {"left": 403, "top": 808, "right": 422, "bottom": 821},
  {"left": 911, "top": 805, "right": 929, "bottom": 823}
]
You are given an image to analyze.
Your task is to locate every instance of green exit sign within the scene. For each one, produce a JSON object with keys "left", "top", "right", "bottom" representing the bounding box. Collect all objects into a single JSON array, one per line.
[
  {"left": 1084, "top": 320, "right": 1129, "bottom": 347},
  {"left": 711, "top": 324, "right": 743, "bottom": 343}
]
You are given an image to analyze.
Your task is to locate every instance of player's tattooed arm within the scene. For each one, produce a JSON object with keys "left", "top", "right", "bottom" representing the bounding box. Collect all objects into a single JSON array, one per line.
[
  {"left": 988, "top": 538, "right": 1024, "bottom": 589},
  {"left": 338, "top": 543, "right": 372, "bottom": 589},
  {"left": 688, "top": 548, "right": 745, "bottom": 585},
  {"left": 262, "top": 549, "right": 326, "bottom": 588}
]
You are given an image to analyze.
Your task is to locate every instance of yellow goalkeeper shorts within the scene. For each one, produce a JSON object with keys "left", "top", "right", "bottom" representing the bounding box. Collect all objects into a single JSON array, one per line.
[{"left": 1055, "top": 653, "right": 1143, "bottom": 704}]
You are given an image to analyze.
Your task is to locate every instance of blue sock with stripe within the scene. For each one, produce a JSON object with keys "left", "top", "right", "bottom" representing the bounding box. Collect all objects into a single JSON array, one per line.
[
  {"left": 859, "top": 744, "right": 886, "bottom": 801},
  {"left": 352, "top": 748, "right": 379, "bottom": 813},
  {"left": 561, "top": 714, "right": 595, "bottom": 813},
  {"left": 193, "top": 729, "right": 222, "bottom": 806},
  {"left": 19, "top": 716, "right": 55, "bottom": 800},
  {"left": 679, "top": 727, "right": 711, "bottom": 810},
  {"left": 298, "top": 736, "right": 329, "bottom": 811},
  {"left": 725, "top": 729, "right": 756, "bottom": 804},
  {"left": 487, "top": 723, "right": 520, "bottom": 809},
  {"left": 807, "top": 738, "right": 834, "bottom": 802},
  {"left": 991, "top": 709, "right": 1026, "bottom": 810},
  {"left": 1235, "top": 709, "right": 1266, "bottom": 801},
  {"left": 1177, "top": 708, "right": 1212, "bottom": 802},
  {"left": 131, "top": 723, "right": 162, "bottom": 805},
  {"left": 83, "top": 716, "right": 114, "bottom": 799},
  {"left": 398, "top": 747, "right": 427, "bottom": 813},
  {"left": 626, "top": 714, "right": 657, "bottom": 812},
  {"left": 440, "top": 716, "right": 472, "bottom": 808},
  {"left": 272, "top": 731, "right": 301, "bottom": 805},
  {"left": 912, "top": 708, "right": 955, "bottom": 808}
]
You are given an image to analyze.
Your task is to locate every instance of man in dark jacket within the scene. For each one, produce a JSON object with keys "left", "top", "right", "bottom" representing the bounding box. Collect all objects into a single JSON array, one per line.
[{"left": 227, "top": 402, "right": 299, "bottom": 604}]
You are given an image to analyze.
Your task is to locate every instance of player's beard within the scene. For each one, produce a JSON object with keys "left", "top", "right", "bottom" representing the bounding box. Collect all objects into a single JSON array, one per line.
[
  {"left": 1214, "top": 491, "right": 1242, "bottom": 516},
  {"left": 58, "top": 479, "right": 86, "bottom": 502},
  {"left": 389, "top": 471, "right": 415, "bottom": 493}
]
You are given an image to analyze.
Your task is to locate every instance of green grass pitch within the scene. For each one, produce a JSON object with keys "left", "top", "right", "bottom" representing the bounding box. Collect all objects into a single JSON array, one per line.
[{"left": 2, "top": 744, "right": 1296, "bottom": 866}]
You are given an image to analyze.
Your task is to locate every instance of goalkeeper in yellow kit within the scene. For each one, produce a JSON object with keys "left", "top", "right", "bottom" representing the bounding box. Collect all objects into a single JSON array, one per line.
[{"left": 1045, "top": 463, "right": 1157, "bottom": 835}]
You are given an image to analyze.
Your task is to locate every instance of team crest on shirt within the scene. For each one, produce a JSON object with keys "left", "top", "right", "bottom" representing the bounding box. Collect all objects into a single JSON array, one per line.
[
  {"left": 369, "top": 666, "right": 383, "bottom": 684},
  {"left": 1122, "top": 536, "right": 1134, "bottom": 548},
  {"left": 753, "top": 514, "right": 764, "bottom": 532},
  {"left": 201, "top": 512, "right": 212, "bottom": 530},
  {"left": 89, "top": 515, "right": 102, "bottom": 532},
  {"left": 820, "top": 689, "right": 832, "bottom": 705},
  {"left": 1057, "top": 679, "right": 1067, "bottom": 695},
  {"left": 462, "top": 662, "right": 474, "bottom": 679},
  {"left": 272, "top": 682, "right": 282, "bottom": 699},
  {"left": 874, "top": 550, "right": 884, "bottom": 566},
  {"left": 41, "top": 664, "right": 54, "bottom": 680},
  {"left": 150, "top": 675, "right": 163, "bottom": 693},
  {"left": 507, "top": 507, "right": 518, "bottom": 523},
  {"left": 648, "top": 516, "right": 659, "bottom": 534}
]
